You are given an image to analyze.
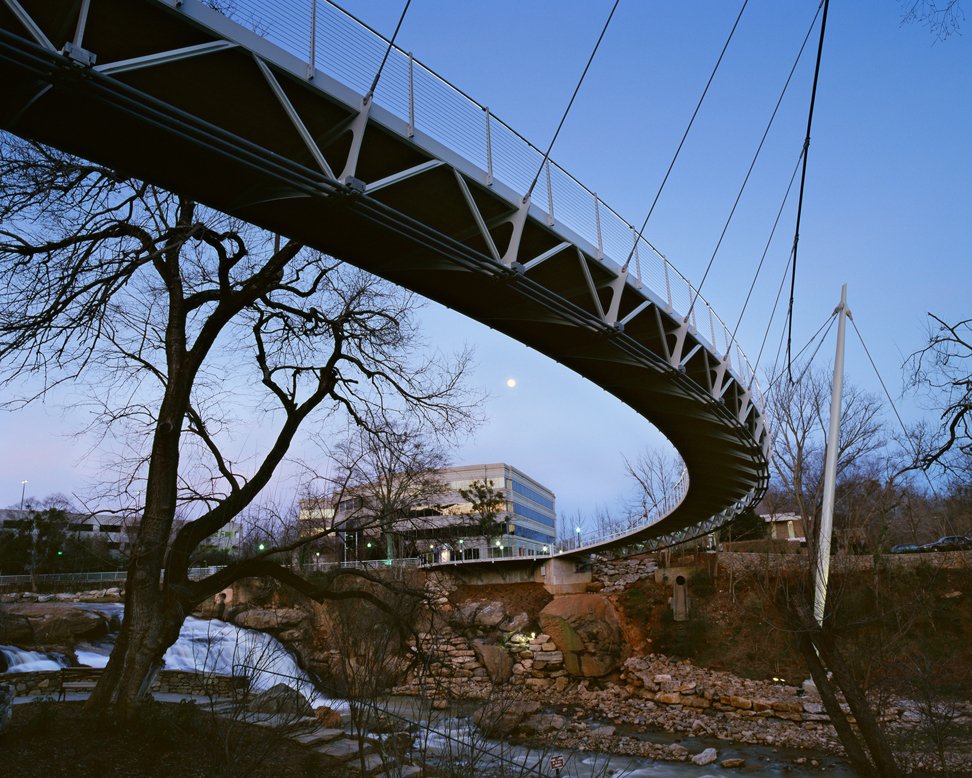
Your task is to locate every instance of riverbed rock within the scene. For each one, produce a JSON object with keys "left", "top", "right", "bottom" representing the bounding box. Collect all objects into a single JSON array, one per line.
[
  {"left": 248, "top": 683, "right": 313, "bottom": 717},
  {"left": 233, "top": 608, "right": 307, "bottom": 632},
  {"left": 0, "top": 610, "right": 34, "bottom": 644},
  {"left": 472, "top": 700, "right": 541, "bottom": 737},
  {"left": 4, "top": 603, "right": 111, "bottom": 643},
  {"left": 537, "top": 594, "right": 624, "bottom": 677},
  {"left": 517, "top": 712, "right": 566, "bottom": 736},
  {"left": 314, "top": 705, "right": 344, "bottom": 728},
  {"left": 691, "top": 748, "right": 718, "bottom": 765}
]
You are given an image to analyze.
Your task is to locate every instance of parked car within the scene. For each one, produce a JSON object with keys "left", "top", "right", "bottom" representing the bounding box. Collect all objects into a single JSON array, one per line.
[
  {"left": 890, "top": 543, "right": 920, "bottom": 554},
  {"left": 919, "top": 536, "right": 972, "bottom": 552}
]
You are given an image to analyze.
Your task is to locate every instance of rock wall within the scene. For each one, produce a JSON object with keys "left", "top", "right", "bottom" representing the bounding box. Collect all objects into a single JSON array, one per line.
[{"left": 592, "top": 557, "right": 658, "bottom": 593}]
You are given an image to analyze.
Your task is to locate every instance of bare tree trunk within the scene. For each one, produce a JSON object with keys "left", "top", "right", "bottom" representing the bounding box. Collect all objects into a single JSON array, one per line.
[
  {"left": 791, "top": 597, "right": 901, "bottom": 778},
  {"left": 792, "top": 622, "right": 877, "bottom": 778}
]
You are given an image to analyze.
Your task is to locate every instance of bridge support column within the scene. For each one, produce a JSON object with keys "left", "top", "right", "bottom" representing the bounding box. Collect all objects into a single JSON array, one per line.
[{"left": 539, "top": 557, "right": 592, "bottom": 595}]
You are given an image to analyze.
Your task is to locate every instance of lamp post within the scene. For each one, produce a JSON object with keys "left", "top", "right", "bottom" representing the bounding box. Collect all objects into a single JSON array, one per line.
[
  {"left": 20, "top": 479, "right": 27, "bottom": 511},
  {"left": 575, "top": 526, "right": 581, "bottom": 548}
]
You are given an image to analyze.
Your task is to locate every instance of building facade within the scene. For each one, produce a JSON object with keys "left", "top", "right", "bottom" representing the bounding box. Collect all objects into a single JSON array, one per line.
[{"left": 298, "top": 462, "right": 557, "bottom": 562}]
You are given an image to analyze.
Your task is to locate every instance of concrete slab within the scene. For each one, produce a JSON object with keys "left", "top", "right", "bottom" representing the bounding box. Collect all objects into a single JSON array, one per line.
[
  {"left": 346, "top": 753, "right": 385, "bottom": 775},
  {"left": 292, "top": 727, "right": 347, "bottom": 746}
]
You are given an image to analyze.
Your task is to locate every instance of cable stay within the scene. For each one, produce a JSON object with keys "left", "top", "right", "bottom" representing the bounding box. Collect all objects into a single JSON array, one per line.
[
  {"left": 849, "top": 318, "right": 944, "bottom": 505},
  {"left": 367, "top": 0, "right": 412, "bottom": 99},
  {"left": 734, "top": 148, "right": 805, "bottom": 368},
  {"left": 620, "top": 0, "right": 748, "bottom": 274},
  {"left": 786, "top": 0, "right": 831, "bottom": 382},
  {"left": 765, "top": 309, "right": 838, "bottom": 396},
  {"left": 525, "top": 0, "right": 619, "bottom": 201},
  {"left": 687, "top": 1, "right": 826, "bottom": 320}
]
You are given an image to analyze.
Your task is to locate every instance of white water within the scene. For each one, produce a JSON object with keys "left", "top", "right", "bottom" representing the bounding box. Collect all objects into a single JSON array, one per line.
[
  {"left": 0, "top": 645, "right": 70, "bottom": 673},
  {"left": 5, "top": 603, "right": 334, "bottom": 709}
]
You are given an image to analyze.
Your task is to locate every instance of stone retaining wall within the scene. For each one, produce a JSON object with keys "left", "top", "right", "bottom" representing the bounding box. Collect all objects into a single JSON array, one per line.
[
  {"left": 4, "top": 669, "right": 245, "bottom": 699},
  {"left": 593, "top": 551, "right": 969, "bottom": 583},
  {"left": 718, "top": 550, "right": 969, "bottom": 574}
]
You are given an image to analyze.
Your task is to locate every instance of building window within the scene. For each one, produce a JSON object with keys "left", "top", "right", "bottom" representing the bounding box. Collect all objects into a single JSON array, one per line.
[{"left": 510, "top": 479, "right": 554, "bottom": 510}]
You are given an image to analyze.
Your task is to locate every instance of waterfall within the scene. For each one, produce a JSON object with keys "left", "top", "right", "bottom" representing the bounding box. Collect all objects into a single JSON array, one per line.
[
  {"left": 0, "top": 646, "right": 70, "bottom": 673},
  {"left": 5, "top": 604, "right": 335, "bottom": 710}
]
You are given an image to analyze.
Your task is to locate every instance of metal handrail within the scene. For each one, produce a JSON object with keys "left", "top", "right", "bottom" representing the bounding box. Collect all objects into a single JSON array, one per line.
[
  {"left": 557, "top": 467, "right": 691, "bottom": 554},
  {"left": 223, "top": 0, "right": 764, "bottom": 408}
]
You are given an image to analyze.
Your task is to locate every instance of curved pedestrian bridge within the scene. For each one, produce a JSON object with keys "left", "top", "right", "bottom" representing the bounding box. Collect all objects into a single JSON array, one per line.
[{"left": 0, "top": 0, "right": 770, "bottom": 555}]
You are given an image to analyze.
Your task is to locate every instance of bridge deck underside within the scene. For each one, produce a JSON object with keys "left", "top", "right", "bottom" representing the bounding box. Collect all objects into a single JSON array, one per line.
[{"left": 0, "top": 0, "right": 770, "bottom": 553}]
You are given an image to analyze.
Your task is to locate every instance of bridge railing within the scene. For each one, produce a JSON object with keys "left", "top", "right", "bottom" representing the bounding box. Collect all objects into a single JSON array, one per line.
[
  {"left": 557, "top": 466, "right": 691, "bottom": 554},
  {"left": 217, "top": 0, "right": 764, "bottom": 414}
]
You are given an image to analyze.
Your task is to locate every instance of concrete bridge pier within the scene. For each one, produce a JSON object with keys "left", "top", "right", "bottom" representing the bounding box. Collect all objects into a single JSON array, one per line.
[{"left": 443, "top": 556, "right": 592, "bottom": 595}]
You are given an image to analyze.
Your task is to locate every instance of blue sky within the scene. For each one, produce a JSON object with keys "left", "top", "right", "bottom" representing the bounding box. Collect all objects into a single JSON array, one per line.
[{"left": 2, "top": 1, "right": 969, "bottom": 527}]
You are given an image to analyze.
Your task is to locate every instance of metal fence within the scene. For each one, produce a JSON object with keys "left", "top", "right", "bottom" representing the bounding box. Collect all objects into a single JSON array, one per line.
[
  {"left": 0, "top": 566, "right": 227, "bottom": 587},
  {"left": 0, "top": 560, "right": 426, "bottom": 587},
  {"left": 220, "top": 0, "right": 764, "bottom": 410}
]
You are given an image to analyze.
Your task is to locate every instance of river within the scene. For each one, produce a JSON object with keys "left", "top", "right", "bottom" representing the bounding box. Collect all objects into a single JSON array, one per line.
[{"left": 2, "top": 605, "right": 854, "bottom": 778}]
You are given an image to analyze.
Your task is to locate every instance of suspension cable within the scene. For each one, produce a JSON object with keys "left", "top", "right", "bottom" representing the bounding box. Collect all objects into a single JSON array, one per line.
[
  {"left": 734, "top": 149, "right": 805, "bottom": 354},
  {"left": 367, "top": 0, "right": 412, "bottom": 99},
  {"left": 850, "top": 318, "right": 943, "bottom": 502},
  {"left": 687, "top": 1, "right": 824, "bottom": 318},
  {"left": 786, "top": 0, "right": 830, "bottom": 382},
  {"left": 765, "top": 310, "right": 837, "bottom": 396},
  {"left": 751, "top": 247, "right": 795, "bottom": 386},
  {"left": 525, "top": 0, "right": 620, "bottom": 200},
  {"left": 620, "top": 0, "right": 748, "bottom": 272}
]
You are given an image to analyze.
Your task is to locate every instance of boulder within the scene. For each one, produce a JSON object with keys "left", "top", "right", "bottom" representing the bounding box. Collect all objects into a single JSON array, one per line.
[
  {"left": 721, "top": 758, "right": 747, "bottom": 769},
  {"left": 517, "top": 713, "right": 566, "bottom": 736},
  {"left": 472, "top": 700, "right": 541, "bottom": 737},
  {"left": 471, "top": 641, "right": 514, "bottom": 684},
  {"left": 499, "top": 612, "right": 530, "bottom": 633},
  {"left": 537, "top": 595, "right": 624, "bottom": 677},
  {"left": 4, "top": 603, "right": 111, "bottom": 643},
  {"left": 314, "top": 705, "right": 344, "bottom": 728},
  {"left": 692, "top": 748, "right": 718, "bottom": 766},
  {"left": 474, "top": 602, "right": 508, "bottom": 628},
  {"left": 247, "top": 683, "right": 313, "bottom": 717},
  {"left": 0, "top": 610, "right": 34, "bottom": 644},
  {"left": 233, "top": 608, "right": 307, "bottom": 632}
]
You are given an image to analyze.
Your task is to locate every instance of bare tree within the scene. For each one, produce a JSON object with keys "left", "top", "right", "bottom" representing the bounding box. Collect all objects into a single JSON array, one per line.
[
  {"left": 622, "top": 447, "right": 685, "bottom": 530},
  {"left": 900, "top": 0, "right": 965, "bottom": 42},
  {"left": 0, "top": 134, "right": 481, "bottom": 715},
  {"left": 318, "top": 422, "right": 452, "bottom": 561},
  {"left": 765, "top": 364, "right": 889, "bottom": 547},
  {"left": 906, "top": 315, "right": 972, "bottom": 474}
]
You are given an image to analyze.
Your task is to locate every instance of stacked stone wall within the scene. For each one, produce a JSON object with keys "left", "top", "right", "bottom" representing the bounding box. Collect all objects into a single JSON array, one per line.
[{"left": 592, "top": 557, "right": 657, "bottom": 593}]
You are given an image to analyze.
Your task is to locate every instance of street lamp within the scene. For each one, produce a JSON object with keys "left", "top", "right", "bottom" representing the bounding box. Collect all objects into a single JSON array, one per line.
[
  {"left": 575, "top": 527, "right": 581, "bottom": 547},
  {"left": 20, "top": 479, "right": 27, "bottom": 511}
]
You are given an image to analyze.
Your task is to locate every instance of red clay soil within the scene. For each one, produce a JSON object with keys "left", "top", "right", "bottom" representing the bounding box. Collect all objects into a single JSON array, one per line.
[{"left": 447, "top": 582, "right": 553, "bottom": 625}]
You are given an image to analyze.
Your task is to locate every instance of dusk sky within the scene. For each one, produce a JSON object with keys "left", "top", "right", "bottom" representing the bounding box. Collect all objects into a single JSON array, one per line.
[{"left": 2, "top": 1, "right": 969, "bottom": 530}]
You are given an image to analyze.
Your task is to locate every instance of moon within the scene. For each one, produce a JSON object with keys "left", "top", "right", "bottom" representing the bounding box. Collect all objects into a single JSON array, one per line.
[{"left": 507, "top": 379, "right": 516, "bottom": 388}]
